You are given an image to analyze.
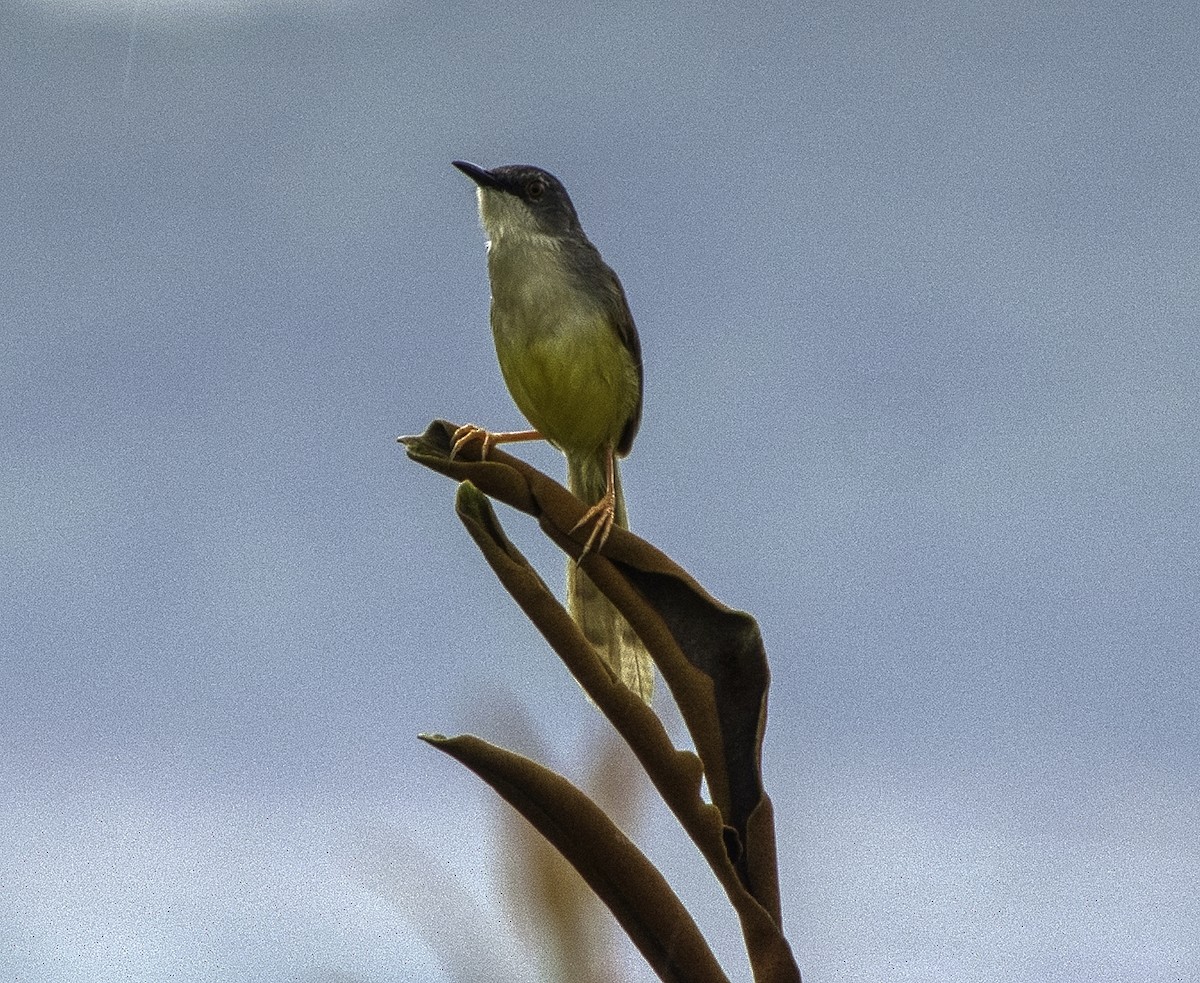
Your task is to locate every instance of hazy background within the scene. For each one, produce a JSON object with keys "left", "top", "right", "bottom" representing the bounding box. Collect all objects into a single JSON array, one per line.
[{"left": 3, "top": 0, "right": 1198, "bottom": 979}]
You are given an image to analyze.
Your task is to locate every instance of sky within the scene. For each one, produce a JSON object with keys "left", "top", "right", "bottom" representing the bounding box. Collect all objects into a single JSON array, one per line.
[{"left": 3, "top": 0, "right": 1198, "bottom": 979}]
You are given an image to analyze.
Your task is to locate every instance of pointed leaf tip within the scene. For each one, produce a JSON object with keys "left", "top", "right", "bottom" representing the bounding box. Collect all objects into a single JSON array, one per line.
[{"left": 424, "top": 733, "right": 731, "bottom": 983}]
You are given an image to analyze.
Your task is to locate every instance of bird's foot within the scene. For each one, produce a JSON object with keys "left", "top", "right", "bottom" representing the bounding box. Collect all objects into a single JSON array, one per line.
[
  {"left": 449, "top": 425, "right": 544, "bottom": 461},
  {"left": 571, "top": 488, "right": 617, "bottom": 562},
  {"left": 450, "top": 423, "right": 495, "bottom": 460}
]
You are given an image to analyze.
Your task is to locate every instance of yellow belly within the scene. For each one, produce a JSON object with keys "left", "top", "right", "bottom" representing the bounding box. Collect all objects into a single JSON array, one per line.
[{"left": 494, "top": 309, "right": 639, "bottom": 456}]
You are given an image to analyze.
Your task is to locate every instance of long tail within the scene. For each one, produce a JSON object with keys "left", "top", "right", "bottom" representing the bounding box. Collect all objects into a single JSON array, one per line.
[{"left": 566, "top": 451, "right": 654, "bottom": 703}]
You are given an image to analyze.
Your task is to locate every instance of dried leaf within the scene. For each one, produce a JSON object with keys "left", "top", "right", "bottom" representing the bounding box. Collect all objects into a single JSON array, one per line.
[
  {"left": 420, "top": 733, "right": 730, "bottom": 983},
  {"left": 403, "top": 422, "right": 801, "bottom": 982}
]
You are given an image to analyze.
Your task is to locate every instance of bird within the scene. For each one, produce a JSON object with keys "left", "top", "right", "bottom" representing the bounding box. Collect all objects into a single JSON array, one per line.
[{"left": 450, "top": 160, "right": 653, "bottom": 703}]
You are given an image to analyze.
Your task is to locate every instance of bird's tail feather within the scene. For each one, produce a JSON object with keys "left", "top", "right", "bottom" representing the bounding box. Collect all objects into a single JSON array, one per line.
[{"left": 566, "top": 452, "right": 654, "bottom": 703}]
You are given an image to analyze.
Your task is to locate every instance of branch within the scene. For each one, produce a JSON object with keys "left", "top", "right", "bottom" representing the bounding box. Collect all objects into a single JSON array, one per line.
[{"left": 403, "top": 420, "right": 801, "bottom": 983}]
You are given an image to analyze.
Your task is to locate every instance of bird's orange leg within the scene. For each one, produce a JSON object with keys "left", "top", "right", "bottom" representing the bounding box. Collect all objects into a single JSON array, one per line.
[
  {"left": 450, "top": 424, "right": 542, "bottom": 461},
  {"left": 570, "top": 446, "right": 618, "bottom": 561}
]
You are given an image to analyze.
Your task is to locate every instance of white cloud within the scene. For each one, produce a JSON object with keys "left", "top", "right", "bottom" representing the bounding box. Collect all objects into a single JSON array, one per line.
[
  {"left": 786, "top": 762, "right": 1200, "bottom": 982},
  {"left": 5, "top": 757, "right": 1196, "bottom": 983},
  {"left": 0, "top": 768, "right": 449, "bottom": 983}
]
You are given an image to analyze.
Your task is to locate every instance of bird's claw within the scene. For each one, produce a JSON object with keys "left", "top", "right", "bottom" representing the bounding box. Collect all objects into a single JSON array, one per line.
[
  {"left": 571, "top": 494, "right": 616, "bottom": 563},
  {"left": 450, "top": 423, "right": 494, "bottom": 461}
]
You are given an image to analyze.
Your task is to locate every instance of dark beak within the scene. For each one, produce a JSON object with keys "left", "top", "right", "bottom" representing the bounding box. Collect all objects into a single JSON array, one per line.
[{"left": 452, "top": 160, "right": 504, "bottom": 190}]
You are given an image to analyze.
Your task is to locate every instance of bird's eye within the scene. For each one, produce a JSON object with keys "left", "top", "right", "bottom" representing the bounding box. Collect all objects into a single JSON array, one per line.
[{"left": 527, "top": 179, "right": 546, "bottom": 200}]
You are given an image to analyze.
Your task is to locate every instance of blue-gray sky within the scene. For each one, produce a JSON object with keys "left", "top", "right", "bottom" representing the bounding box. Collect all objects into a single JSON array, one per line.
[{"left": 3, "top": 0, "right": 1198, "bottom": 980}]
